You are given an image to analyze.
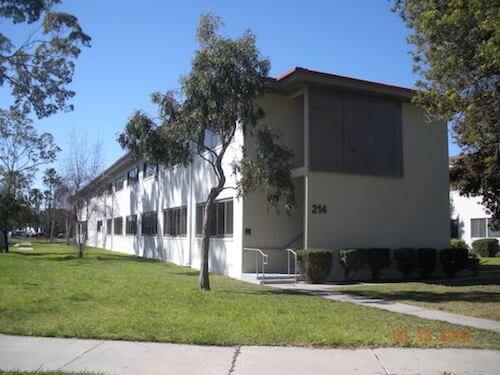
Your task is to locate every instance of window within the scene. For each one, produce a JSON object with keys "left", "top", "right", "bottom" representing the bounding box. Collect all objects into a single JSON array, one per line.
[
  {"left": 143, "top": 162, "right": 157, "bottom": 178},
  {"left": 97, "top": 220, "right": 103, "bottom": 233},
  {"left": 126, "top": 215, "right": 137, "bottom": 235},
  {"left": 106, "top": 218, "right": 112, "bottom": 235},
  {"left": 106, "top": 183, "right": 113, "bottom": 195},
  {"left": 196, "top": 199, "right": 233, "bottom": 237},
  {"left": 488, "top": 219, "right": 500, "bottom": 237},
  {"left": 127, "top": 166, "right": 139, "bottom": 185},
  {"left": 203, "top": 129, "right": 220, "bottom": 149},
  {"left": 471, "top": 218, "right": 487, "bottom": 238},
  {"left": 77, "top": 221, "right": 87, "bottom": 237},
  {"left": 142, "top": 211, "right": 157, "bottom": 236},
  {"left": 115, "top": 175, "right": 125, "bottom": 191},
  {"left": 114, "top": 217, "right": 123, "bottom": 235},
  {"left": 163, "top": 206, "right": 187, "bottom": 236}
]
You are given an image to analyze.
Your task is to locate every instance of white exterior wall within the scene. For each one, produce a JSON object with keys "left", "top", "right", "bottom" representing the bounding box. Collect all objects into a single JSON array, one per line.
[
  {"left": 450, "top": 190, "right": 499, "bottom": 246},
  {"left": 81, "top": 127, "right": 244, "bottom": 279}
]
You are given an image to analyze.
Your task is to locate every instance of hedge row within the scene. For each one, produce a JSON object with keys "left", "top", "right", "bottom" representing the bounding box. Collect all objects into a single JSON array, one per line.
[{"left": 298, "top": 247, "right": 478, "bottom": 283}]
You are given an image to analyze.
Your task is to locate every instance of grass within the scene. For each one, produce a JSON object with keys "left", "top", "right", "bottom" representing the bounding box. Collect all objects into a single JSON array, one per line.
[
  {"left": 0, "top": 372, "right": 99, "bottom": 375},
  {"left": 1, "top": 241, "right": 499, "bottom": 349},
  {"left": 336, "top": 258, "right": 500, "bottom": 321}
]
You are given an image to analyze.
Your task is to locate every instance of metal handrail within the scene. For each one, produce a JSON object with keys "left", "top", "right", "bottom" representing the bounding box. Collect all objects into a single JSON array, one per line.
[
  {"left": 244, "top": 247, "right": 268, "bottom": 284},
  {"left": 286, "top": 248, "right": 298, "bottom": 283}
]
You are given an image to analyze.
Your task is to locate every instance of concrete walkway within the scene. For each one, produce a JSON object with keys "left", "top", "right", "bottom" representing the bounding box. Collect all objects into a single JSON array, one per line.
[
  {"left": 1, "top": 334, "right": 499, "bottom": 375},
  {"left": 274, "top": 283, "right": 500, "bottom": 333}
]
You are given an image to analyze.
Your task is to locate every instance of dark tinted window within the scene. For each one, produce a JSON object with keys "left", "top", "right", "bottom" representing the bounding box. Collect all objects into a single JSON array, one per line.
[
  {"left": 114, "top": 217, "right": 123, "bottom": 235},
  {"left": 142, "top": 211, "right": 157, "bottom": 236},
  {"left": 196, "top": 199, "right": 233, "bottom": 237},
  {"left": 126, "top": 215, "right": 137, "bottom": 235},
  {"left": 163, "top": 206, "right": 187, "bottom": 236}
]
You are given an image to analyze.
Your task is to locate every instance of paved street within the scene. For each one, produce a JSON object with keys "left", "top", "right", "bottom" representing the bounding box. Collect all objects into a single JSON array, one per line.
[{"left": 1, "top": 334, "right": 498, "bottom": 375}]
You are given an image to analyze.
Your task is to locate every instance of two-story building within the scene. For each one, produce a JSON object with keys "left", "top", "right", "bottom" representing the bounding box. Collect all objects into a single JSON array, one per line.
[{"left": 78, "top": 67, "right": 450, "bottom": 281}]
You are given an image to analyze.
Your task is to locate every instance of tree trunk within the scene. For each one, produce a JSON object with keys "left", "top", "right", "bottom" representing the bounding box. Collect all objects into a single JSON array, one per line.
[
  {"left": 2, "top": 230, "right": 8, "bottom": 253},
  {"left": 199, "top": 187, "right": 222, "bottom": 291}
]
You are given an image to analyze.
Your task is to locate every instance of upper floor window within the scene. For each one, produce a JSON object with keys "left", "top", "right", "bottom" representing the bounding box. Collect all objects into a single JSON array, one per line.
[
  {"left": 203, "top": 129, "right": 220, "bottom": 149},
  {"left": 115, "top": 175, "right": 125, "bottom": 191},
  {"left": 196, "top": 199, "right": 233, "bottom": 237},
  {"left": 126, "top": 215, "right": 137, "bottom": 235},
  {"left": 114, "top": 217, "right": 123, "bottom": 235},
  {"left": 471, "top": 218, "right": 487, "bottom": 238},
  {"left": 106, "top": 183, "right": 113, "bottom": 195},
  {"left": 127, "top": 166, "right": 139, "bottom": 185},
  {"left": 97, "top": 220, "right": 103, "bottom": 232},
  {"left": 163, "top": 206, "right": 187, "bottom": 236},
  {"left": 142, "top": 211, "right": 157, "bottom": 236},
  {"left": 106, "top": 218, "right": 112, "bottom": 235},
  {"left": 143, "top": 162, "right": 158, "bottom": 179}
]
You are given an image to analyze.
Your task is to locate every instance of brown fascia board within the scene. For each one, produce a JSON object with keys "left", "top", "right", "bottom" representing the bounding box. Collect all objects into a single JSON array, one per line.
[
  {"left": 270, "top": 67, "right": 416, "bottom": 101},
  {"left": 77, "top": 152, "right": 134, "bottom": 197}
]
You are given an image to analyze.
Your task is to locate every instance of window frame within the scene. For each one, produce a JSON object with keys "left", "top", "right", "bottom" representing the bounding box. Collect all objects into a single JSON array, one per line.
[
  {"left": 113, "top": 216, "right": 123, "bottom": 236},
  {"left": 471, "top": 218, "right": 487, "bottom": 238},
  {"left": 143, "top": 162, "right": 158, "bottom": 179},
  {"left": 127, "top": 166, "right": 139, "bottom": 185},
  {"left": 487, "top": 219, "right": 500, "bottom": 237},
  {"left": 125, "top": 214, "right": 137, "bottom": 235},
  {"left": 163, "top": 206, "right": 187, "bottom": 237},
  {"left": 196, "top": 198, "right": 233, "bottom": 238},
  {"left": 141, "top": 211, "right": 158, "bottom": 236},
  {"left": 114, "top": 175, "right": 125, "bottom": 191},
  {"left": 106, "top": 218, "right": 112, "bottom": 235}
]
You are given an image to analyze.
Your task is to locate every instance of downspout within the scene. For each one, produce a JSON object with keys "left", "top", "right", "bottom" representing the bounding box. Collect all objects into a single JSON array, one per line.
[{"left": 188, "top": 160, "right": 193, "bottom": 267}]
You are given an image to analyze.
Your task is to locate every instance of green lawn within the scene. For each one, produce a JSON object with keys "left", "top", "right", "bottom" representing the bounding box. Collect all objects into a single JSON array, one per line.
[
  {"left": 1, "top": 241, "right": 499, "bottom": 349},
  {"left": 336, "top": 259, "right": 500, "bottom": 321}
]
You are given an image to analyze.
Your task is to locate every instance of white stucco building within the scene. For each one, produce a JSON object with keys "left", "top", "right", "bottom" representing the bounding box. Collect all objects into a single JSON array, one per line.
[
  {"left": 450, "top": 189, "right": 500, "bottom": 246},
  {"left": 78, "top": 67, "right": 450, "bottom": 281}
]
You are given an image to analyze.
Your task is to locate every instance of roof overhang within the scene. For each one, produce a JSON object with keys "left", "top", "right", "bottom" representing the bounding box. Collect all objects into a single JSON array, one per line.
[{"left": 269, "top": 67, "right": 415, "bottom": 101}]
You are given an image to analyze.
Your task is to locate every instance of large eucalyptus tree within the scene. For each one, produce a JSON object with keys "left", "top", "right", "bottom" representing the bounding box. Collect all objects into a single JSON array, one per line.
[{"left": 119, "top": 13, "right": 295, "bottom": 291}]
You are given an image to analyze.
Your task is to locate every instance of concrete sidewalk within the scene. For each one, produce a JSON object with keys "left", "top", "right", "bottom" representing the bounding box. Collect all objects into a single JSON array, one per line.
[
  {"left": 274, "top": 283, "right": 500, "bottom": 333},
  {"left": 1, "top": 334, "right": 499, "bottom": 375}
]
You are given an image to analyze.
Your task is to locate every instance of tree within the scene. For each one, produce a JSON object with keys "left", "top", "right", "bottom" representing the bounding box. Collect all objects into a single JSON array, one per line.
[
  {"left": 63, "top": 130, "right": 104, "bottom": 257},
  {"left": 0, "top": 0, "right": 91, "bottom": 118},
  {"left": 0, "top": 179, "right": 33, "bottom": 252},
  {"left": 119, "top": 14, "right": 296, "bottom": 291},
  {"left": 0, "top": 109, "right": 60, "bottom": 250},
  {"left": 393, "top": 0, "right": 499, "bottom": 220},
  {"left": 42, "top": 167, "right": 62, "bottom": 239}
]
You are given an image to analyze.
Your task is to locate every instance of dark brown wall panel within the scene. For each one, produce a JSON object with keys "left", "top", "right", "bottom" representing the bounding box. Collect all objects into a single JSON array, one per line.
[
  {"left": 309, "top": 88, "right": 403, "bottom": 177},
  {"left": 309, "top": 90, "right": 343, "bottom": 171}
]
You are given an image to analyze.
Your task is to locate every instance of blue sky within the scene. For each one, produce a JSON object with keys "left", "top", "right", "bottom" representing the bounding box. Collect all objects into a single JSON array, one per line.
[{"left": 3, "top": 0, "right": 459, "bottom": 177}]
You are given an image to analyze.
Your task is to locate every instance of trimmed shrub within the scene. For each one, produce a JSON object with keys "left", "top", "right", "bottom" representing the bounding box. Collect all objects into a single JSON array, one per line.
[
  {"left": 471, "top": 238, "right": 499, "bottom": 257},
  {"left": 439, "top": 248, "right": 469, "bottom": 277},
  {"left": 451, "top": 239, "right": 467, "bottom": 249},
  {"left": 339, "top": 249, "right": 365, "bottom": 279},
  {"left": 362, "top": 248, "right": 391, "bottom": 280},
  {"left": 394, "top": 247, "right": 417, "bottom": 279},
  {"left": 297, "top": 248, "right": 333, "bottom": 283},
  {"left": 467, "top": 254, "right": 480, "bottom": 275},
  {"left": 416, "top": 248, "right": 437, "bottom": 278}
]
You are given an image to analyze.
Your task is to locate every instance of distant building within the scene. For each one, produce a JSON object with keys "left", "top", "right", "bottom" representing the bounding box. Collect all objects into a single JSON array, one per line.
[{"left": 450, "top": 188, "right": 500, "bottom": 246}]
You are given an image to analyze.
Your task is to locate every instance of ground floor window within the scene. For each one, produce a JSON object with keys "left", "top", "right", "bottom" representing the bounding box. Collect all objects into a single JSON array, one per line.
[
  {"left": 164, "top": 206, "right": 187, "bottom": 236},
  {"left": 126, "top": 215, "right": 137, "bottom": 235},
  {"left": 487, "top": 219, "right": 500, "bottom": 237},
  {"left": 142, "top": 211, "right": 157, "bottom": 236},
  {"left": 114, "top": 217, "right": 123, "bottom": 235},
  {"left": 471, "top": 218, "right": 487, "bottom": 238},
  {"left": 97, "top": 220, "right": 103, "bottom": 233},
  {"left": 196, "top": 198, "right": 233, "bottom": 237},
  {"left": 106, "top": 218, "right": 112, "bottom": 235}
]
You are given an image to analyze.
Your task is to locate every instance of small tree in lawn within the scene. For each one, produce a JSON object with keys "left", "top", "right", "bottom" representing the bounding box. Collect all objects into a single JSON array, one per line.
[
  {"left": 64, "top": 130, "right": 105, "bottom": 257},
  {"left": 43, "top": 167, "right": 62, "bottom": 240},
  {"left": 119, "top": 13, "right": 296, "bottom": 291}
]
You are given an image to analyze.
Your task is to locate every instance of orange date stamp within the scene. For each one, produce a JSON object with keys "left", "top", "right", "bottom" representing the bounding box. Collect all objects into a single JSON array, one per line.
[{"left": 392, "top": 328, "right": 473, "bottom": 344}]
